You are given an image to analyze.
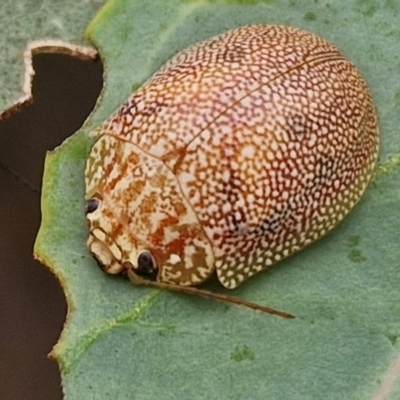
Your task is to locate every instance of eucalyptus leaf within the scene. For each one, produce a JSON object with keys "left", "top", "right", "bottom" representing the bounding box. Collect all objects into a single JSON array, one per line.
[
  {"left": 0, "top": 0, "right": 104, "bottom": 115},
  {"left": 34, "top": 0, "right": 400, "bottom": 398}
]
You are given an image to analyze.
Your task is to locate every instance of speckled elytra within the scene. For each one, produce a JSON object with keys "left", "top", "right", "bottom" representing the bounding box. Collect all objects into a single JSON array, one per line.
[{"left": 84, "top": 25, "right": 378, "bottom": 315}]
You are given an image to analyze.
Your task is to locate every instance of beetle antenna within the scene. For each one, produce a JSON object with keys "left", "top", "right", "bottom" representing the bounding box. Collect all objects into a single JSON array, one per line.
[{"left": 127, "top": 269, "right": 294, "bottom": 319}]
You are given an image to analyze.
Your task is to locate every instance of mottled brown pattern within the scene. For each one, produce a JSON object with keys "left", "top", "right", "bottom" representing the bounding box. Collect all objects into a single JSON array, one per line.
[{"left": 85, "top": 25, "right": 379, "bottom": 288}]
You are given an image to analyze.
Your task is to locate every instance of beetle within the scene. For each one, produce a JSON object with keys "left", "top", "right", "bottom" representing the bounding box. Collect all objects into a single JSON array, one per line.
[{"left": 84, "top": 25, "right": 379, "bottom": 296}]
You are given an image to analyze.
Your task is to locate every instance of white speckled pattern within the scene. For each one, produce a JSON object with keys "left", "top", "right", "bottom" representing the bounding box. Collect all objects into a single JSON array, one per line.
[{"left": 85, "top": 25, "right": 379, "bottom": 289}]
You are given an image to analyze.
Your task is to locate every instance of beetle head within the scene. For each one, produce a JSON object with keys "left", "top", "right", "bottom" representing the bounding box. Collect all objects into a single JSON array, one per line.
[{"left": 84, "top": 134, "right": 214, "bottom": 286}]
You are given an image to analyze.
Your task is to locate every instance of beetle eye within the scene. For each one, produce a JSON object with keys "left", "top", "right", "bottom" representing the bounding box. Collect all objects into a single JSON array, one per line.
[
  {"left": 86, "top": 198, "right": 100, "bottom": 215},
  {"left": 136, "top": 251, "right": 157, "bottom": 279}
]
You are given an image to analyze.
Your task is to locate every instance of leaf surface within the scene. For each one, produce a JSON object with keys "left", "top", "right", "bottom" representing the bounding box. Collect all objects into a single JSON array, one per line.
[
  {"left": 34, "top": 0, "right": 400, "bottom": 398},
  {"left": 0, "top": 0, "right": 104, "bottom": 114}
]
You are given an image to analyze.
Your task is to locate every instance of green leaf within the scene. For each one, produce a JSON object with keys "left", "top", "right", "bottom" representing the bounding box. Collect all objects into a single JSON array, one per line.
[
  {"left": 0, "top": 0, "right": 104, "bottom": 116},
  {"left": 34, "top": 0, "right": 400, "bottom": 398}
]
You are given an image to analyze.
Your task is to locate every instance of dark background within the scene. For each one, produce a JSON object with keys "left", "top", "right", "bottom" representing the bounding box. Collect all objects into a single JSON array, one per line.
[{"left": 0, "top": 53, "right": 103, "bottom": 399}]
